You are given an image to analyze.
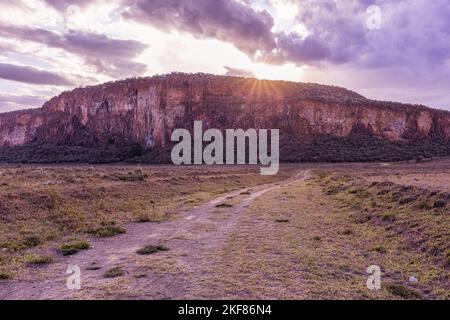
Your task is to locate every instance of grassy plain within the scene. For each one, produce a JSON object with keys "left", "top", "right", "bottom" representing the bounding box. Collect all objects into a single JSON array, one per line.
[{"left": 0, "top": 160, "right": 448, "bottom": 299}]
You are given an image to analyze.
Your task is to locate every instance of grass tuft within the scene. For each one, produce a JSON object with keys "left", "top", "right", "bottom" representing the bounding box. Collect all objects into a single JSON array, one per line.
[
  {"left": 433, "top": 200, "right": 446, "bottom": 208},
  {"left": 23, "top": 236, "right": 41, "bottom": 248},
  {"left": 26, "top": 254, "right": 54, "bottom": 266},
  {"left": 385, "top": 283, "right": 422, "bottom": 299},
  {"left": 90, "top": 226, "right": 126, "bottom": 238},
  {"left": 60, "top": 240, "right": 90, "bottom": 256},
  {"left": 0, "top": 272, "right": 11, "bottom": 280},
  {"left": 104, "top": 267, "right": 124, "bottom": 278},
  {"left": 136, "top": 245, "right": 169, "bottom": 255},
  {"left": 372, "top": 245, "right": 387, "bottom": 254},
  {"left": 117, "top": 169, "right": 148, "bottom": 182},
  {"left": 381, "top": 211, "right": 396, "bottom": 222}
]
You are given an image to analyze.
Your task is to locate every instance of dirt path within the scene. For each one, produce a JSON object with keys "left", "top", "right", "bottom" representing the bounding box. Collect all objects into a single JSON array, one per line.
[{"left": 0, "top": 170, "right": 311, "bottom": 300}]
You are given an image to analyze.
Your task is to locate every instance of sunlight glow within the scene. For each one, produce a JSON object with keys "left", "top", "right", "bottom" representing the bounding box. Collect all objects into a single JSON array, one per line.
[
  {"left": 250, "top": 63, "right": 305, "bottom": 82},
  {"left": 272, "top": 0, "right": 298, "bottom": 21}
]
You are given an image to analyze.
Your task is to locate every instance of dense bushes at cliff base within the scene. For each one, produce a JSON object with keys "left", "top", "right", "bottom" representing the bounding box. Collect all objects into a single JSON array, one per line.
[
  {"left": 0, "top": 134, "right": 449, "bottom": 164},
  {"left": 279, "top": 134, "right": 450, "bottom": 163}
]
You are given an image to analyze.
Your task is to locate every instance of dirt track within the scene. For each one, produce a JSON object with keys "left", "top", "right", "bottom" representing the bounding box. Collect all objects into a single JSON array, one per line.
[{"left": 0, "top": 171, "right": 310, "bottom": 299}]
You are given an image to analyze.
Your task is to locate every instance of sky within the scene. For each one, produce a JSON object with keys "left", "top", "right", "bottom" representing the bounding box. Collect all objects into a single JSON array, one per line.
[{"left": 0, "top": 0, "right": 449, "bottom": 112}]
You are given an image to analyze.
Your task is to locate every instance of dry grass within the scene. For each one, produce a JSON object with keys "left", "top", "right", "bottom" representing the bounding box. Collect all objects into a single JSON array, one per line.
[
  {"left": 198, "top": 161, "right": 449, "bottom": 299},
  {"left": 0, "top": 164, "right": 293, "bottom": 277},
  {"left": 314, "top": 164, "right": 449, "bottom": 299},
  {"left": 0, "top": 160, "right": 448, "bottom": 299}
]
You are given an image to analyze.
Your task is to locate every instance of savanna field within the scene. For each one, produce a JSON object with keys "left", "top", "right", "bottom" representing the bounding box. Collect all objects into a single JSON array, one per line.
[{"left": 0, "top": 160, "right": 448, "bottom": 299}]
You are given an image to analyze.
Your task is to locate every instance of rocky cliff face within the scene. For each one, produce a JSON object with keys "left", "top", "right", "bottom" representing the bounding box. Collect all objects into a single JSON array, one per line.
[{"left": 0, "top": 73, "right": 449, "bottom": 163}]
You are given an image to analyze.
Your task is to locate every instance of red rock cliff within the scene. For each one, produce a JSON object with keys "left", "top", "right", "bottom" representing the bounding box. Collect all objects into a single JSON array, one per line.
[{"left": 0, "top": 73, "right": 449, "bottom": 151}]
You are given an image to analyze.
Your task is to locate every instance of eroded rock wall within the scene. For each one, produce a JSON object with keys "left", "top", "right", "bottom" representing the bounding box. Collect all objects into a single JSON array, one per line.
[{"left": 0, "top": 73, "right": 449, "bottom": 150}]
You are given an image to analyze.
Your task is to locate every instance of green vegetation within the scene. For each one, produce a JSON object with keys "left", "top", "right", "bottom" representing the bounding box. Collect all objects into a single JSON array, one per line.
[
  {"left": 433, "top": 200, "right": 446, "bottom": 208},
  {"left": 136, "top": 245, "right": 169, "bottom": 255},
  {"left": 26, "top": 254, "right": 54, "bottom": 266},
  {"left": 117, "top": 168, "right": 148, "bottom": 182},
  {"left": 372, "top": 246, "right": 387, "bottom": 254},
  {"left": 90, "top": 226, "right": 126, "bottom": 238},
  {"left": 104, "top": 267, "right": 124, "bottom": 278},
  {"left": 60, "top": 240, "right": 90, "bottom": 256},
  {"left": 22, "top": 236, "right": 41, "bottom": 248},
  {"left": 386, "top": 283, "right": 422, "bottom": 299},
  {"left": 0, "top": 272, "right": 11, "bottom": 280},
  {"left": 381, "top": 211, "right": 396, "bottom": 222}
]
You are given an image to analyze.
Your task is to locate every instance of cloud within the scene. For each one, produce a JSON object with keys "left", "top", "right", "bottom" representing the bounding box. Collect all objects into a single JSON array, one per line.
[
  {"left": 267, "top": 0, "right": 450, "bottom": 70},
  {"left": 223, "top": 66, "right": 255, "bottom": 77},
  {"left": 1, "top": 0, "right": 26, "bottom": 8},
  {"left": 120, "top": 0, "right": 450, "bottom": 75},
  {"left": 262, "top": 32, "right": 330, "bottom": 66},
  {"left": 0, "top": 23, "right": 149, "bottom": 78},
  {"left": 0, "top": 42, "right": 15, "bottom": 55},
  {"left": 258, "top": 1, "right": 369, "bottom": 65},
  {"left": 0, "top": 93, "right": 48, "bottom": 111},
  {"left": 43, "top": 0, "right": 96, "bottom": 11},
  {"left": 121, "top": 0, "right": 276, "bottom": 56},
  {"left": 0, "top": 63, "right": 74, "bottom": 86}
]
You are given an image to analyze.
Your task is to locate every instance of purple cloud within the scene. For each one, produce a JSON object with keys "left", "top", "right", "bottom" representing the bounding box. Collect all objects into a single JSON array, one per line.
[
  {"left": 0, "top": 93, "right": 48, "bottom": 111},
  {"left": 0, "top": 63, "right": 73, "bottom": 86},
  {"left": 0, "top": 42, "right": 15, "bottom": 54},
  {"left": 121, "top": 0, "right": 449, "bottom": 74},
  {"left": 122, "top": 0, "right": 276, "bottom": 56},
  {"left": 1, "top": 0, "right": 25, "bottom": 8},
  {"left": 43, "top": 0, "right": 95, "bottom": 11},
  {"left": 0, "top": 24, "right": 149, "bottom": 78},
  {"left": 268, "top": 0, "right": 450, "bottom": 71}
]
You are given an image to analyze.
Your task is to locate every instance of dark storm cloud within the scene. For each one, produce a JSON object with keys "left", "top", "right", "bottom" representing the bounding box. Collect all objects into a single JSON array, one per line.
[
  {"left": 121, "top": 0, "right": 276, "bottom": 56},
  {"left": 223, "top": 66, "right": 255, "bottom": 77},
  {"left": 0, "top": 63, "right": 73, "bottom": 85},
  {"left": 0, "top": 24, "right": 149, "bottom": 78}
]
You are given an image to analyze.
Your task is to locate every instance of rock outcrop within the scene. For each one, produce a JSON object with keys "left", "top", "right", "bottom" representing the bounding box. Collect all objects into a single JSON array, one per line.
[{"left": 0, "top": 73, "right": 449, "bottom": 163}]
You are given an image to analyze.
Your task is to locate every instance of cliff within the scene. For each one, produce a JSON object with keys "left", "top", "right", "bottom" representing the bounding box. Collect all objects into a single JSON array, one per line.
[{"left": 0, "top": 73, "right": 449, "bottom": 163}]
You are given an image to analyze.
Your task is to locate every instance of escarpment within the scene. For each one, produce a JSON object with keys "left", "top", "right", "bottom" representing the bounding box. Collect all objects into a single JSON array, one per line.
[{"left": 0, "top": 73, "right": 449, "bottom": 163}]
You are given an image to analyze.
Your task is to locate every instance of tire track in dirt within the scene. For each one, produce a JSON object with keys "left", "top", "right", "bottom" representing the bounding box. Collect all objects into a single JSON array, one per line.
[{"left": 0, "top": 170, "right": 310, "bottom": 300}]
